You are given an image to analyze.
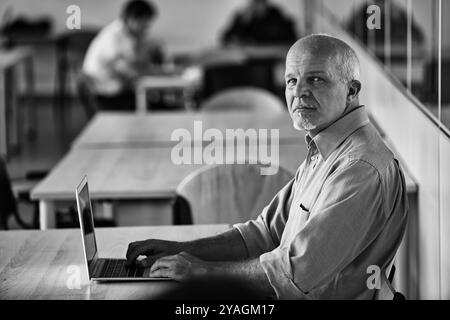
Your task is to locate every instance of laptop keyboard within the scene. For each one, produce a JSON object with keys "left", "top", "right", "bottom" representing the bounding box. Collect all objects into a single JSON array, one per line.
[{"left": 99, "top": 259, "right": 144, "bottom": 278}]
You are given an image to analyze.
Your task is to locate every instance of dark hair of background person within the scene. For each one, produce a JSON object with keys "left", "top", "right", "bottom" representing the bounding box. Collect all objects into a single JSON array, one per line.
[
  {"left": 221, "top": 0, "right": 298, "bottom": 46},
  {"left": 122, "top": 0, "right": 157, "bottom": 20}
]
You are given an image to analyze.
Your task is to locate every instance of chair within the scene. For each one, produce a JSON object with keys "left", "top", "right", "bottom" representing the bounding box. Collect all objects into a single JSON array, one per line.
[
  {"left": 0, "top": 157, "right": 70, "bottom": 229},
  {"left": 374, "top": 264, "right": 406, "bottom": 300},
  {"left": 0, "top": 157, "right": 115, "bottom": 229},
  {"left": 174, "top": 164, "right": 293, "bottom": 225},
  {"left": 200, "top": 86, "right": 286, "bottom": 115},
  {"left": 0, "top": 157, "right": 41, "bottom": 229}
]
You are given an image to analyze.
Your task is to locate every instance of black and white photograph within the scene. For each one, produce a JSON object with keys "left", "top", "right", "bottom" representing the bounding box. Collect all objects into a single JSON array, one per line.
[{"left": 0, "top": 0, "right": 449, "bottom": 310}]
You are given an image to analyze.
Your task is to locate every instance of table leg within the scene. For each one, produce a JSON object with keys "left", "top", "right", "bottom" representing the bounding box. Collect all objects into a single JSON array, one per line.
[
  {"left": 183, "top": 86, "right": 196, "bottom": 111},
  {"left": 7, "top": 67, "right": 20, "bottom": 154},
  {"left": 136, "top": 85, "right": 147, "bottom": 114},
  {"left": 24, "top": 55, "right": 36, "bottom": 139},
  {"left": 39, "top": 200, "right": 56, "bottom": 230},
  {"left": 0, "top": 70, "right": 6, "bottom": 159},
  {"left": 102, "top": 201, "right": 114, "bottom": 220}
]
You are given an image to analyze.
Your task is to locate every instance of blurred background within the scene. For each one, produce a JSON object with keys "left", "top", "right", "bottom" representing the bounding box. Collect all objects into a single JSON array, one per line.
[{"left": 0, "top": 0, "right": 449, "bottom": 300}]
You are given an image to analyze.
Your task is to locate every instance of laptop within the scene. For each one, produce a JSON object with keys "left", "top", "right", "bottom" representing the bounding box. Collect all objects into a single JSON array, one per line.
[{"left": 75, "top": 176, "right": 169, "bottom": 281}]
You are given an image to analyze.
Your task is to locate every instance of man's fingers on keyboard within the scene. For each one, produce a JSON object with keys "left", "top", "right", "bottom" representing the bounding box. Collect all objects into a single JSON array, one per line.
[
  {"left": 139, "top": 254, "right": 162, "bottom": 268},
  {"left": 149, "top": 267, "right": 172, "bottom": 279},
  {"left": 125, "top": 241, "right": 146, "bottom": 266},
  {"left": 125, "top": 242, "right": 138, "bottom": 263}
]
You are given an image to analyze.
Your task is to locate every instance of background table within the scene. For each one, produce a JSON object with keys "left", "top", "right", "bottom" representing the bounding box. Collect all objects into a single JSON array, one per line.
[
  {"left": 31, "top": 108, "right": 417, "bottom": 230},
  {"left": 72, "top": 111, "right": 301, "bottom": 148},
  {"left": 31, "top": 143, "right": 307, "bottom": 229},
  {"left": 0, "top": 224, "right": 230, "bottom": 299},
  {"left": 33, "top": 109, "right": 306, "bottom": 229}
]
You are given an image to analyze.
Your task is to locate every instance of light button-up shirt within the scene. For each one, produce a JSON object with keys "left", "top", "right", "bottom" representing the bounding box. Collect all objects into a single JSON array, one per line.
[{"left": 234, "top": 106, "right": 409, "bottom": 299}]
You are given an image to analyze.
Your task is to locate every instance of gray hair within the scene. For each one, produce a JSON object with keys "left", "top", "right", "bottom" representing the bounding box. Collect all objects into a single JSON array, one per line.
[{"left": 288, "top": 33, "right": 360, "bottom": 84}]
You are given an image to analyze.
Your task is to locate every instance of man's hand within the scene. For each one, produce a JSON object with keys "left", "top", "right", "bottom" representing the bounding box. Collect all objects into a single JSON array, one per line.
[
  {"left": 148, "top": 253, "right": 275, "bottom": 298},
  {"left": 148, "top": 252, "right": 213, "bottom": 281},
  {"left": 125, "top": 239, "right": 184, "bottom": 268}
]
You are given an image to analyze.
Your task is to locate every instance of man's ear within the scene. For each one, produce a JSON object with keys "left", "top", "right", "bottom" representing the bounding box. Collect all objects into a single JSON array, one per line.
[{"left": 347, "top": 80, "right": 361, "bottom": 100}]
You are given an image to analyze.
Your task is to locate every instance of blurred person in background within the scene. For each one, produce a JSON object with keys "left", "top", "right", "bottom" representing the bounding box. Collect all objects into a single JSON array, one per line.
[
  {"left": 346, "top": 0, "right": 424, "bottom": 50},
  {"left": 82, "top": 0, "right": 164, "bottom": 111},
  {"left": 221, "top": 0, "right": 298, "bottom": 46}
]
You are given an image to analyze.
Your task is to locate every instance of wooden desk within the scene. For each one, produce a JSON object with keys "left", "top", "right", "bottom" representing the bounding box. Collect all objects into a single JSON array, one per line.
[
  {"left": 72, "top": 111, "right": 301, "bottom": 148},
  {"left": 0, "top": 46, "right": 35, "bottom": 159},
  {"left": 31, "top": 143, "right": 307, "bottom": 229},
  {"left": 0, "top": 224, "right": 230, "bottom": 299}
]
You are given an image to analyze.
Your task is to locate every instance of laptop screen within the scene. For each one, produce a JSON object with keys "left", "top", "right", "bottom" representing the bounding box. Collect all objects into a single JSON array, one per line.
[{"left": 77, "top": 181, "right": 98, "bottom": 269}]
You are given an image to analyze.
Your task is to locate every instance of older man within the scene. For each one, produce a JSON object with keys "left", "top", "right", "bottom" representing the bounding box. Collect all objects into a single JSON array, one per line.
[{"left": 125, "top": 34, "right": 408, "bottom": 299}]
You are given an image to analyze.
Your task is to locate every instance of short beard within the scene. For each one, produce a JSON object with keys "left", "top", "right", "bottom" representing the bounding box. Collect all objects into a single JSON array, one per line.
[{"left": 293, "top": 116, "right": 316, "bottom": 131}]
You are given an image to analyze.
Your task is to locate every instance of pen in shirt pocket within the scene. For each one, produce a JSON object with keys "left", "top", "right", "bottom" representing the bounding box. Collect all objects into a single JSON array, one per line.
[{"left": 300, "top": 203, "right": 310, "bottom": 212}]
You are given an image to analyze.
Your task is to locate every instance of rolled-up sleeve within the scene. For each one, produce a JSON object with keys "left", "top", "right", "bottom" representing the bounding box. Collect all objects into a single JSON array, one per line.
[
  {"left": 259, "top": 160, "right": 389, "bottom": 299},
  {"left": 233, "top": 177, "right": 296, "bottom": 258}
]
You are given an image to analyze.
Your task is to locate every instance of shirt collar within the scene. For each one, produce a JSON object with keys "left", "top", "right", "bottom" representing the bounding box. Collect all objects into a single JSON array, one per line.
[{"left": 306, "top": 106, "right": 370, "bottom": 160}]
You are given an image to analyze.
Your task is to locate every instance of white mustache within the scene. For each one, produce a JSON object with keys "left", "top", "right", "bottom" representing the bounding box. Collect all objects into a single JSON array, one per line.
[{"left": 293, "top": 104, "right": 316, "bottom": 111}]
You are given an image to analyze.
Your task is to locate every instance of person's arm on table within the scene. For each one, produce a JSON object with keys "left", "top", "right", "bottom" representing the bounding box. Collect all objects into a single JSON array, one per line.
[
  {"left": 126, "top": 177, "right": 296, "bottom": 268},
  {"left": 125, "top": 177, "right": 295, "bottom": 300},
  {"left": 149, "top": 252, "right": 275, "bottom": 297},
  {"left": 108, "top": 57, "right": 139, "bottom": 81},
  {"left": 126, "top": 228, "right": 248, "bottom": 267},
  {"left": 125, "top": 226, "right": 273, "bottom": 294}
]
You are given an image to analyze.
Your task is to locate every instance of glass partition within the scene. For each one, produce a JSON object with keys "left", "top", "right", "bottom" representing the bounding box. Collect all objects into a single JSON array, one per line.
[
  {"left": 410, "top": 0, "right": 439, "bottom": 117},
  {"left": 441, "top": 0, "right": 450, "bottom": 129},
  {"left": 321, "top": 0, "right": 448, "bottom": 131}
]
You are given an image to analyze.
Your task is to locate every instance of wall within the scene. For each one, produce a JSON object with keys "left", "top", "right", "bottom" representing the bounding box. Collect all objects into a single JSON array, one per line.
[
  {"left": 440, "top": 132, "right": 450, "bottom": 298},
  {"left": 0, "top": 0, "right": 304, "bottom": 52},
  {"left": 0, "top": 0, "right": 304, "bottom": 94},
  {"left": 321, "top": 0, "right": 450, "bottom": 56}
]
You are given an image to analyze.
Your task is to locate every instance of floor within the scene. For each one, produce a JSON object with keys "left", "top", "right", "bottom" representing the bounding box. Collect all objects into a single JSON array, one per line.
[{"left": 5, "top": 96, "right": 172, "bottom": 229}]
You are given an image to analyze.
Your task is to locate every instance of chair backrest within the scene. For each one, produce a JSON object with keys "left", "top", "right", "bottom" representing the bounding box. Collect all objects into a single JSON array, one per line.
[
  {"left": 200, "top": 86, "right": 286, "bottom": 114},
  {"left": 0, "top": 157, "right": 17, "bottom": 229},
  {"left": 373, "top": 264, "right": 406, "bottom": 300},
  {"left": 176, "top": 164, "right": 293, "bottom": 224}
]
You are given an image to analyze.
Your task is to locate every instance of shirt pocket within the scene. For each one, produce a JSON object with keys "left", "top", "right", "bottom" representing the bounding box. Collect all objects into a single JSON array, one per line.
[
  {"left": 300, "top": 176, "right": 330, "bottom": 220},
  {"left": 282, "top": 200, "right": 312, "bottom": 246},
  {"left": 298, "top": 205, "right": 311, "bottom": 227}
]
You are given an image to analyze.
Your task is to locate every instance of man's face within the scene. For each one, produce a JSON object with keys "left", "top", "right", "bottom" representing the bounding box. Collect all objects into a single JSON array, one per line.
[
  {"left": 284, "top": 46, "right": 349, "bottom": 134},
  {"left": 125, "top": 17, "right": 152, "bottom": 38}
]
